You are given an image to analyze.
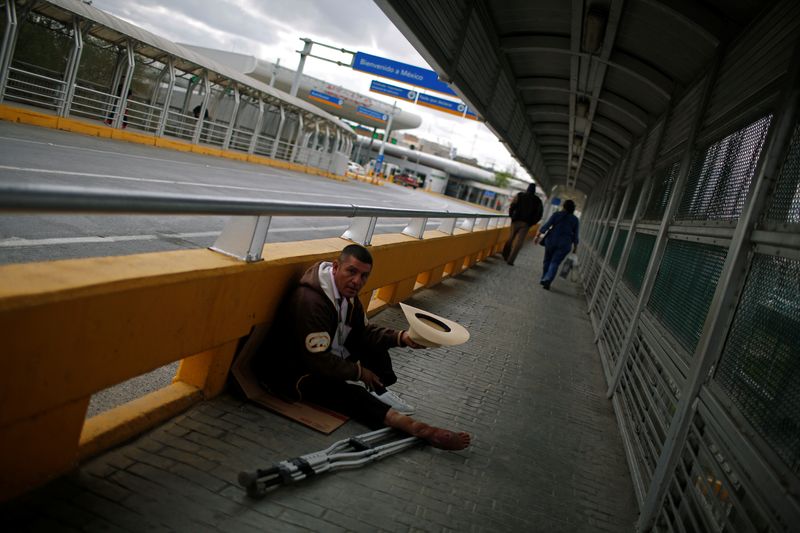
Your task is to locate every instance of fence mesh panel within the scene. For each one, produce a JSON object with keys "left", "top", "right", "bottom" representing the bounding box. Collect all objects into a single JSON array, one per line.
[
  {"left": 617, "top": 324, "right": 680, "bottom": 494},
  {"left": 623, "top": 233, "right": 656, "bottom": 295},
  {"left": 677, "top": 115, "right": 771, "bottom": 222},
  {"left": 609, "top": 229, "right": 629, "bottom": 269},
  {"left": 647, "top": 239, "right": 727, "bottom": 354},
  {"left": 765, "top": 122, "right": 800, "bottom": 225},
  {"left": 643, "top": 162, "right": 680, "bottom": 221},
  {"left": 715, "top": 253, "right": 800, "bottom": 475},
  {"left": 600, "top": 227, "right": 613, "bottom": 258},
  {"left": 657, "top": 406, "right": 776, "bottom": 532},
  {"left": 624, "top": 181, "right": 643, "bottom": 219}
]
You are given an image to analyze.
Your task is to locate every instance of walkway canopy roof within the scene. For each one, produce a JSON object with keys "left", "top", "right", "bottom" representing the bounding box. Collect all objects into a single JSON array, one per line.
[
  {"left": 376, "top": 0, "right": 778, "bottom": 196},
  {"left": 35, "top": 0, "right": 355, "bottom": 137}
]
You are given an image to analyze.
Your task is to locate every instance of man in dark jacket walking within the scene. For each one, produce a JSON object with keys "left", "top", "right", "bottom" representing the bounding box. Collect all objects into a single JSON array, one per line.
[
  {"left": 254, "top": 244, "right": 470, "bottom": 450},
  {"left": 502, "top": 183, "right": 544, "bottom": 265}
]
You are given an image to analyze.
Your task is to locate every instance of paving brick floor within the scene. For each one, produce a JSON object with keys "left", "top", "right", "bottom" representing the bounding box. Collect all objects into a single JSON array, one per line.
[{"left": 3, "top": 243, "right": 638, "bottom": 532}]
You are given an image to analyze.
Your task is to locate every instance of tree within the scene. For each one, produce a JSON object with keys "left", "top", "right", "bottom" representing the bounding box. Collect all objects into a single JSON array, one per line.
[{"left": 494, "top": 171, "right": 513, "bottom": 188}]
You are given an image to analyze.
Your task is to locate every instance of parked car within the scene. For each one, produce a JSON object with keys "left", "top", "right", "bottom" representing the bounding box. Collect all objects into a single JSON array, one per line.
[
  {"left": 347, "top": 161, "right": 365, "bottom": 174},
  {"left": 393, "top": 173, "right": 421, "bottom": 188}
]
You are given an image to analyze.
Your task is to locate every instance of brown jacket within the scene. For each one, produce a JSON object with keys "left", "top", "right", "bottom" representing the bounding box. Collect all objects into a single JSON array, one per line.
[{"left": 254, "top": 261, "right": 402, "bottom": 397}]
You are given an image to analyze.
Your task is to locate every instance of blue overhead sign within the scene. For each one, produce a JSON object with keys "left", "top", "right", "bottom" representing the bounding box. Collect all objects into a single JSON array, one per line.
[
  {"left": 308, "top": 89, "right": 342, "bottom": 108},
  {"left": 356, "top": 105, "right": 388, "bottom": 122},
  {"left": 417, "top": 93, "right": 465, "bottom": 117},
  {"left": 368, "top": 80, "right": 417, "bottom": 102},
  {"left": 465, "top": 108, "right": 479, "bottom": 121},
  {"left": 353, "top": 51, "right": 456, "bottom": 96}
]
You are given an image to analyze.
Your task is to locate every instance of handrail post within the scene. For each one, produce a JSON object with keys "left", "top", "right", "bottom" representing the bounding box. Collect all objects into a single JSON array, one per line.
[
  {"left": 438, "top": 216, "right": 457, "bottom": 235},
  {"left": 459, "top": 217, "right": 476, "bottom": 232},
  {"left": 342, "top": 217, "right": 378, "bottom": 245},
  {"left": 401, "top": 217, "right": 428, "bottom": 239},
  {"left": 209, "top": 216, "right": 271, "bottom": 262}
]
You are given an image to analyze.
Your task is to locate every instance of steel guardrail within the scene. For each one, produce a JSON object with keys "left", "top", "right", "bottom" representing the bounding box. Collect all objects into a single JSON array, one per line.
[{"left": 0, "top": 182, "right": 505, "bottom": 219}]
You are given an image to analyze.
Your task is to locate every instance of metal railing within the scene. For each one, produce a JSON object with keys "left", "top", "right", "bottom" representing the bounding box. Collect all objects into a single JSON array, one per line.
[{"left": 0, "top": 182, "right": 509, "bottom": 262}]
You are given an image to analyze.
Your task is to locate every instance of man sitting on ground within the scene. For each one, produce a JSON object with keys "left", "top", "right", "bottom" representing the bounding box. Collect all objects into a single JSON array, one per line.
[{"left": 253, "top": 244, "right": 470, "bottom": 451}]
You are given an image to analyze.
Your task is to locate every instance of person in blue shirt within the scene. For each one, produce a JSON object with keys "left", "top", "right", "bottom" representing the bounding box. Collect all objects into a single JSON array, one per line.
[{"left": 534, "top": 199, "right": 580, "bottom": 290}]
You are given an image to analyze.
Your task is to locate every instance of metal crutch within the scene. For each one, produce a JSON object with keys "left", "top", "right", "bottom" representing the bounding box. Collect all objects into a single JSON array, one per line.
[{"left": 238, "top": 427, "right": 423, "bottom": 497}]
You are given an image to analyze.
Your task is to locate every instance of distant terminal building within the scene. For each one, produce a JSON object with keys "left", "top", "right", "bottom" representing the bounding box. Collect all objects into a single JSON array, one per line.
[{"left": 181, "top": 45, "right": 534, "bottom": 210}]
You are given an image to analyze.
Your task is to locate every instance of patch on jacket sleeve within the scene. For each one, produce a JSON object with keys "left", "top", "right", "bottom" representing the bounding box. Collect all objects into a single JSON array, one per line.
[{"left": 305, "top": 331, "right": 330, "bottom": 353}]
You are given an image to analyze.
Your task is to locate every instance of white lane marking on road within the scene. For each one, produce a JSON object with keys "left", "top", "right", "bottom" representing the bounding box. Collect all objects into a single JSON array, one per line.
[
  {"left": 0, "top": 135, "right": 322, "bottom": 184},
  {"left": 0, "top": 223, "right": 416, "bottom": 247},
  {"left": 0, "top": 165, "right": 372, "bottom": 200}
]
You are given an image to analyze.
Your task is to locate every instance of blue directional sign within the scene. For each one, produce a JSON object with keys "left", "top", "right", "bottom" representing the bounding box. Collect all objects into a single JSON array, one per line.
[
  {"left": 375, "top": 153, "right": 385, "bottom": 174},
  {"left": 356, "top": 105, "right": 389, "bottom": 122},
  {"left": 368, "top": 80, "right": 417, "bottom": 102},
  {"left": 353, "top": 52, "right": 456, "bottom": 96},
  {"left": 416, "top": 93, "right": 465, "bottom": 116},
  {"left": 308, "top": 89, "right": 342, "bottom": 108}
]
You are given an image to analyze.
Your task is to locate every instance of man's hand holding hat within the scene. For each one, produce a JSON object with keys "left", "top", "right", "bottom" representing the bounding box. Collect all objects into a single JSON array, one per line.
[{"left": 400, "top": 330, "right": 426, "bottom": 349}]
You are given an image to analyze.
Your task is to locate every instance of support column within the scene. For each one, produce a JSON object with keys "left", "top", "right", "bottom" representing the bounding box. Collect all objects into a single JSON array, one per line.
[
  {"left": 111, "top": 41, "right": 134, "bottom": 129},
  {"left": 59, "top": 17, "right": 85, "bottom": 118},
  {"left": 247, "top": 99, "right": 265, "bottom": 154},
  {"left": 181, "top": 76, "right": 199, "bottom": 115},
  {"left": 0, "top": 1, "right": 20, "bottom": 102},
  {"left": 269, "top": 105, "right": 286, "bottom": 158},
  {"left": 192, "top": 72, "right": 211, "bottom": 144},
  {"left": 155, "top": 57, "right": 175, "bottom": 137},
  {"left": 222, "top": 85, "right": 240, "bottom": 150},
  {"left": 290, "top": 39, "right": 311, "bottom": 97},
  {"left": 290, "top": 113, "right": 304, "bottom": 163}
]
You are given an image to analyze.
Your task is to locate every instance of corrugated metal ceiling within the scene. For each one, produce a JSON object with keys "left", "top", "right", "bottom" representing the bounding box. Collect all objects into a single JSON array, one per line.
[{"left": 375, "top": 0, "right": 774, "bottom": 196}]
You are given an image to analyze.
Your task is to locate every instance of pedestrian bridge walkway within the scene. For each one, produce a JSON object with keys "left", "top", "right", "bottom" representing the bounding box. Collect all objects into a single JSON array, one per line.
[{"left": 2, "top": 244, "right": 637, "bottom": 532}]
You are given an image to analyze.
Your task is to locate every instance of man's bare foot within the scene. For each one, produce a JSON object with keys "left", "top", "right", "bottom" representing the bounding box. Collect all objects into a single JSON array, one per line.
[
  {"left": 426, "top": 428, "right": 471, "bottom": 450},
  {"left": 384, "top": 410, "right": 471, "bottom": 451}
]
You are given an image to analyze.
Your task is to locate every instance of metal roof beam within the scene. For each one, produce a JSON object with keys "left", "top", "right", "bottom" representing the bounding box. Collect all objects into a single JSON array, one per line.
[
  {"left": 640, "top": 0, "right": 726, "bottom": 46},
  {"left": 500, "top": 34, "right": 674, "bottom": 100}
]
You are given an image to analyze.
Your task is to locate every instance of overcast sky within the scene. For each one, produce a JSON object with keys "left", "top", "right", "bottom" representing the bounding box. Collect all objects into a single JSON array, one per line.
[{"left": 91, "top": 0, "right": 530, "bottom": 180}]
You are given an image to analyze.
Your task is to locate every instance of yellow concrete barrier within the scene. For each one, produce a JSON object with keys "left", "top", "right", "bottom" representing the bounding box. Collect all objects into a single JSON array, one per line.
[{"left": 0, "top": 227, "right": 511, "bottom": 501}]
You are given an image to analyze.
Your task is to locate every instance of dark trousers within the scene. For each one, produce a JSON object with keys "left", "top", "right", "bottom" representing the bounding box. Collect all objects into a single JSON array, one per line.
[
  {"left": 502, "top": 221, "right": 532, "bottom": 264},
  {"left": 298, "top": 348, "right": 397, "bottom": 429},
  {"left": 541, "top": 244, "right": 571, "bottom": 284}
]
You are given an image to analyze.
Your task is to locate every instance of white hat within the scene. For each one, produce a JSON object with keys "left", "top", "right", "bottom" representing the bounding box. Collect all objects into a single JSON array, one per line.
[{"left": 399, "top": 302, "right": 470, "bottom": 348}]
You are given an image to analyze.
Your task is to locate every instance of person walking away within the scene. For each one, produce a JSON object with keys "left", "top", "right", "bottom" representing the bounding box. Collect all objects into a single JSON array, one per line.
[
  {"left": 502, "top": 183, "right": 543, "bottom": 266},
  {"left": 534, "top": 199, "right": 580, "bottom": 290}
]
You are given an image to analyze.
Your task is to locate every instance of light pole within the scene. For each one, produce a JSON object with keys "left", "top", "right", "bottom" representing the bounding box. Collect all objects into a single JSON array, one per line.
[
  {"left": 375, "top": 101, "right": 396, "bottom": 178},
  {"left": 290, "top": 39, "right": 312, "bottom": 97}
]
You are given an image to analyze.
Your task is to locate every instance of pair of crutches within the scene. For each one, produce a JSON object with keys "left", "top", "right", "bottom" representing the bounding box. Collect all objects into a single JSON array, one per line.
[{"left": 238, "top": 427, "right": 423, "bottom": 497}]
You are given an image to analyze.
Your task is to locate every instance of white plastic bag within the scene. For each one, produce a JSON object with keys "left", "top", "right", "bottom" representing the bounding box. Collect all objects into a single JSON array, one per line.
[
  {"left": 568, "top": 252, "right": 578, "bottom": 266},
  {"left": 559, "top": 253, "right": 579, "bottom": 279}
]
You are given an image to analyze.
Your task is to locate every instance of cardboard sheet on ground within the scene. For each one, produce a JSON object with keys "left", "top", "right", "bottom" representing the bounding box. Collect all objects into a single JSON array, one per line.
[{"left": 231, "top": 325, "right": 349, "bottom": 434}]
